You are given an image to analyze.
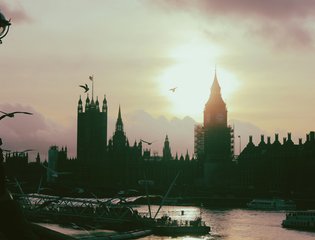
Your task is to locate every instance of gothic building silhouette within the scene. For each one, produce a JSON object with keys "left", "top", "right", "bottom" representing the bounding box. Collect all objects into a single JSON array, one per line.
[
  {"left": 75, "top": 92, "right": 199, "bottom": 192},
  {"left": 73, "top": 72, "right": 235, "bottom": 191},
  {"left": 162, "top": 135, "right": 172, "bottom": 161},
  {"left": 202, "top": 71, "right": 234, "bottom": 187},
  {"left": 77, "top": 94, "right": 108, "bottom": 179},
  {"left": 5, "top": 71, "right": 315, "bottom": 200},
  {"left": 109, "top": 106, "right": 128, "bottom": 155},
  {"left": 237, "top": 132, "right": 315, "bottom": 198},
  {"left": 203, "top": 71, "right": 232, "bottom": 162}
]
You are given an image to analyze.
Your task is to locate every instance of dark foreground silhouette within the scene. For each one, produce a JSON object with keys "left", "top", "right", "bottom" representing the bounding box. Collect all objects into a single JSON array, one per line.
[{"left": 0, "top": 138, "right": 38, "bottom": 239}]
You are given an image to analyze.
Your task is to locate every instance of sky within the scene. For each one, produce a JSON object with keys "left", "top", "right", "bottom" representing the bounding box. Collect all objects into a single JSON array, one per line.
[{"left": 1, "top": 0, "right": 315, "bottom": 160}]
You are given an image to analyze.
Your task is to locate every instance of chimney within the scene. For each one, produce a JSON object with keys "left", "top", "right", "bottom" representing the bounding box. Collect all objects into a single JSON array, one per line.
[
  {"left": 275, "top": 133, "right": 279, "bottom": 142},
  {"left": 299, "top": 138, "right": 302, "bottom": 145},
  {"left": 310, "top": 132, "right": 315, "bottom": 141},
  {"left": 283, "top": 137, "right": 287, "bottom": 144},
  {"left": 288, "top": 132, "right": 292, "bottom": 141},
  {"left": 267, "top": 137, "right": 271, "bottom": 144}
]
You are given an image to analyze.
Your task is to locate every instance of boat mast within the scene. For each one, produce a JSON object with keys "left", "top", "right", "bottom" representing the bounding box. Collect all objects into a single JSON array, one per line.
[
  {"left": 144, "top": 174, "right": 152, "bottom": 219},
  {"left": 154, "top": 171, "right": 181, "bottom": 219}
]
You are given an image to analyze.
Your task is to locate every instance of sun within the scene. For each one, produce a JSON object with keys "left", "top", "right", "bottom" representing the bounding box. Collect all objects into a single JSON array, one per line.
[{"left": 157, "top": 39, "right": 240, "bottom": 122}]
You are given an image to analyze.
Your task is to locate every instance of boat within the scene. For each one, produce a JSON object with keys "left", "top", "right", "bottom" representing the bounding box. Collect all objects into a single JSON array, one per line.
[
  {"left": 17, "top": 193, "right": 210, "bottom": 235},
  {"left": 145, "top": 215, "right": 210, "bottom": 236},
  {"left": 247, "top": 198, "right": 296, "bottom": 210},
  {"left": 16, "top": 171, "right": 211, "bottom": 236},
  {"left": 138, "top": 171, "right": 210, "bottom": 236},
  {"left": 282, "top": 210, "right": 315, "bottom": 231}
]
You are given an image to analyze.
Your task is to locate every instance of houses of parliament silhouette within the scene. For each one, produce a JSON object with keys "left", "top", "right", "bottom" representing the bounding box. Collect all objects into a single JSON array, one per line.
[
  {"left": 4, "top": 72, "right": 315, "bottom": 199},
  {"left": 71, "top": 71, "right": 235, "bottom": 193}
]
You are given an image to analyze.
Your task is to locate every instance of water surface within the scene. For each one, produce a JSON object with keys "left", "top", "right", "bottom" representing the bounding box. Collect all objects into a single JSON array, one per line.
[{"left": 42, "top": 205, "right": 315, "bottom": 240}]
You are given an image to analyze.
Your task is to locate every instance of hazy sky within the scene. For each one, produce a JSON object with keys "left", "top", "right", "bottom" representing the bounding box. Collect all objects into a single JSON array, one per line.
[{"left": 1, "top": 0, "right": 315, "bottom": 160}]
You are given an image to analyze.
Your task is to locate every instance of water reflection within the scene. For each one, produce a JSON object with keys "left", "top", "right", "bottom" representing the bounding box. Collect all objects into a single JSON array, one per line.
[
  {"left": 41, "top": 206, "right": 315, "bottom": 240},
  {"left": 202, "top": 209, "right": 315, "bottom": 240}
]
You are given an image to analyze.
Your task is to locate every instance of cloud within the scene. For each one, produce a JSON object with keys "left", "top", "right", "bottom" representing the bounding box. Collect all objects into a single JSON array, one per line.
[
  {"left": 0, "top": 103, "right": 75, "bottom": 161},
  {"left": 124, "top": 110, "right": 280, "bottom": 157},
  {"left": 246, "top": 22, "right": 312, "bottom": 49},
  {"left": 148, "top": 0, "right": 315, "bottom": 48},
  {"left": 1, "top": 104, "right": 295, "bottom": 162},
  {"left": 0, "top": 1, "right": 31, "bottom": 24},
  {"left": 118, "top": 110, "right": 196, "bottom": 157},
  {"left": 0, "top": 105, "right": 197, "bottom": 161},
  {"left": 231, "top": 119, "right": 268, "bottom": 150},
  {"left": 151, "top": 0, "right": 315, "bottom": 20}
]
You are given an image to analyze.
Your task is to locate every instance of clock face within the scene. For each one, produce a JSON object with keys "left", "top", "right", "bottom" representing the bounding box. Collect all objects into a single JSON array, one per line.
[{"left": 216, "top": 113, "right": 224, "bottom": 122}]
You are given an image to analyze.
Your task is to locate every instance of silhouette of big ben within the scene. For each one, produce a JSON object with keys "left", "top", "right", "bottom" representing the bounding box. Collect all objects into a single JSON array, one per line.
[
  {"left": 203, "top": 71, "right": 232, "bottom": 187},
  {"left": 77, "top": 94, "right": 108, "bottom": 178}
]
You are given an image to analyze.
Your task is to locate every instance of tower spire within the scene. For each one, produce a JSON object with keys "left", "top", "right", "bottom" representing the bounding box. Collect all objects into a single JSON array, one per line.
[
  {"left": 118, "top": 105, "right": 122, "bottom": 120},
  {"left": 116, "top": 105, "right": 124, "bottom": 132},
  {"left": 204, "top": 69, "right": 227, "bottom": 127},
  {"left": 211, "top": 68, "right": 221, "bottom": 94},
  {"left": 163, "top": 134, "right": 172, "bottom": 161}
]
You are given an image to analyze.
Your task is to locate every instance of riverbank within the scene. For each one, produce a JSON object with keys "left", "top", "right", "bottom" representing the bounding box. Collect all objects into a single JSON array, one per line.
[{"left": 35, "top": 223, "right": 152, "bottom": 240}]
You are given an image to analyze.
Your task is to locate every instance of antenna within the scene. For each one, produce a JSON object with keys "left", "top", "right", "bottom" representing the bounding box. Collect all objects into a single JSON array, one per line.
[{"left": 154, "top": 171, "right": 181, "bottom": 219}]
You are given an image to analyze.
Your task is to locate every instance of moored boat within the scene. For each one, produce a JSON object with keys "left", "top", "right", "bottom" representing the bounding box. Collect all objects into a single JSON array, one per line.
[
  {"left": 282, "top": 210, "right": 315, "bottom": 231},
  {"left": 140, "top": 215, "right": 210, "bottom": 236},
  {"left": 153, "top": 224, "right": 210, "bottom": 236},
  {"left": 247, "top": 198, "right": 296, "bottom": 210}
]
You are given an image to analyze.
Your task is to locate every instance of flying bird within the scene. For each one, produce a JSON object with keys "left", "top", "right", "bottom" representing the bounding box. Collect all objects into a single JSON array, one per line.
[
  {"left": 169, "top": 87, "right": 177, "bottom": 92},
  {"left": 140, "top": 139, "right": 155, "bottom": 145},
  {"left": 20, "top": 149, "right": 35, "bottom": 153},
  {"left": 79, "top": 83, "right": 89, "bottom": 93},
  {"left": 0, "top": 111, "right": 33, "bottom": 121},
  {"left": 41, "top": 164, "right": 72, "bottom": 178},
  {"left": 89, "top": 75, "right": 94, "bottom": 81}
]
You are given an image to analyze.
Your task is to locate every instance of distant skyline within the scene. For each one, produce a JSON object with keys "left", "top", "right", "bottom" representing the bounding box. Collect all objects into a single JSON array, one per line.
[{"left": 1, "top": 0, "right": 315, "bottom": 160}]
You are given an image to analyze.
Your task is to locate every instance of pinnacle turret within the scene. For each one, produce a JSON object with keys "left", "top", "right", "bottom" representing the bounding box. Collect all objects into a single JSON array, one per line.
[
  {"left": 102, "top": 95, "right": 107, "bottom": 112},
  {"left": 78, "top": 95, "right": 83, "bottom": 113},
  {"left": 115, "top": 105, "right": 124, "bottom": 132}
]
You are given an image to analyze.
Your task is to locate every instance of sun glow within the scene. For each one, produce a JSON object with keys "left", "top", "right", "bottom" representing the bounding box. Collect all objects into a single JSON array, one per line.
[{"left": 158, "top": 39, "right": 240, "bottom": 122}]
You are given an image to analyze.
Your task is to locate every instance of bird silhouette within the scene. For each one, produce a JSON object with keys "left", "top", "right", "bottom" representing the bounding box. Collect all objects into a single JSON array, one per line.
[
  {"left": 20, "top": 149, "right": 35, "bottom": 153},
  {"left": 41, "top": 164, "right": 72, "bottom": 178},
  {"left": 79, "top": 83, "right": 89, "bottom": 93},
  {"left": 0, "top": 111, "right": 33, "bottom": 121},
  {"left": 140, "top": 139, "right": 155, "bottom": 145},
  {"left": 169, "top": 87, "right": 177, "bottom": 92}
]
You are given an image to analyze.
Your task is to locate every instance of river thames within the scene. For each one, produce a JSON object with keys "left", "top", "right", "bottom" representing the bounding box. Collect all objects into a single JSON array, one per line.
[
  {"left": 137, "top": 206, "right": 315, "bottom": 240},
  {"left": 43, "top": 205, "right": 315, "bottom": 240}
]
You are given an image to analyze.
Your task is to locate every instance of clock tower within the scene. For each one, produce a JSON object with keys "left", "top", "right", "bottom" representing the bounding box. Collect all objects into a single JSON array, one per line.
[
  {"left": 203, "top": 71, "right": 232, "bottom": 187},
  {"left": 204, "top": 71, "right": 227, "bottom": 128}
]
